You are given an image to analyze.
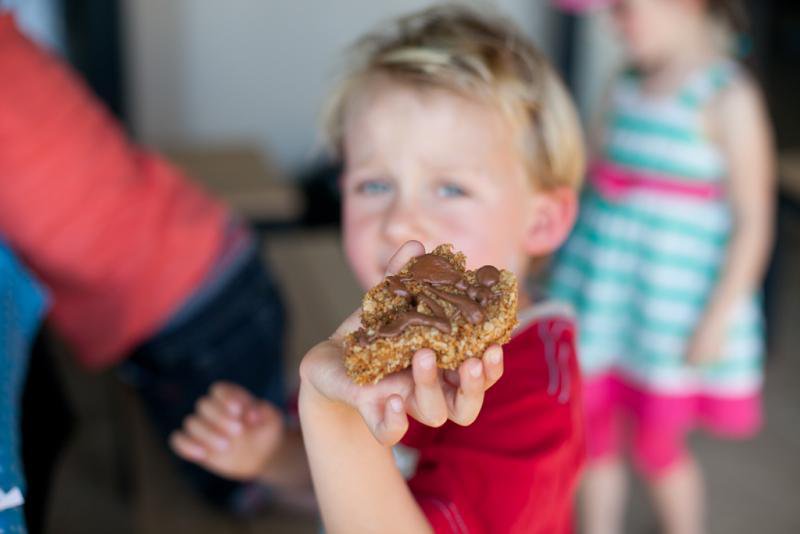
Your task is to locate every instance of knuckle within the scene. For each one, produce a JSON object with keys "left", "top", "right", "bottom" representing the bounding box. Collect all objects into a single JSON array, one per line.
[
  {"left": 186, "top": 416, "right": 205, "bottom": 433},
  {"left": 211, "top": 383, "right": 226, "bottom": 397}
]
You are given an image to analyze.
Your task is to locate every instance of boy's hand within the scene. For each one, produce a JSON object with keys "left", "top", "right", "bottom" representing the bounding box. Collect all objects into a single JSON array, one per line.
[
  {"left": 169, "top": 382, "right": 285, "bottom": 482},
  {"left": 299, "top": 241, "right": 505, "bottom": 447}
]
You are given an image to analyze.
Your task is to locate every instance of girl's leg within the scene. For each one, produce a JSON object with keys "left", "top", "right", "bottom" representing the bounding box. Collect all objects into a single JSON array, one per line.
[
  {"left": 581, "top": 456, "right": 629, "bottom": 534},
  {"left": 581, "top": 375, "right": 627, "bottom": 534},
  {"left": 648, "top": 455, "right": 705, "bottom": 534},
  {"left": 633, "top": 417, "right": 705, "bottom": 534}
]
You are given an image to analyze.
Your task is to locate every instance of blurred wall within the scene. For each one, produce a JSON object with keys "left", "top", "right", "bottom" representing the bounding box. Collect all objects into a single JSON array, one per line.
[
  {"left": 573, "top": 11, "right": 623, "bottom": 125},
  {"left": 123, "top": 0, "right": 558, "bottom": 174}
]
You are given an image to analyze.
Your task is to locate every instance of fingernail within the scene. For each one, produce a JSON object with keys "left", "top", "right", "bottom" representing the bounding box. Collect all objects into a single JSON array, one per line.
[
  {"left": 470, "top": 361, "right": 483, "bottom": 378},
  {"left": 488, "top": 349, "right": 501, "bottom": 365},
  {"left": 420, "top": 352, "right": 435, "bottom": 370},
  {"left": 215, "top": 438, "right": 230, "bottom": 451},
  {"left": 389, "top": 397, "right": 404, "bottom": 413},
  {"left": 229, "top": 421, "right": 243, "bottom": 435}
]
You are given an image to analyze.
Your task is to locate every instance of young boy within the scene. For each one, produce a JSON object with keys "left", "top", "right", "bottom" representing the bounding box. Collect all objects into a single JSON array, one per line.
[{"left": 172, "top": 6, "right": 587, "bottom": 532}]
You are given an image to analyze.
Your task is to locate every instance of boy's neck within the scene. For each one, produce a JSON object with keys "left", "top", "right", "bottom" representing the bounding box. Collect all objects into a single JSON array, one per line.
[{"left": 517, "top": 288, "right": 532, "bottom": 311}]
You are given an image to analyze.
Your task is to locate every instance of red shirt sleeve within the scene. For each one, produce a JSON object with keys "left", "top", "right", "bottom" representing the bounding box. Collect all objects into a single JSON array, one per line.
[
  {"left": 0, "top": 15, "right": 228, "bottom": 368},
  {"left": 401, "top": 316, "right": 585, "bottom": 534}
]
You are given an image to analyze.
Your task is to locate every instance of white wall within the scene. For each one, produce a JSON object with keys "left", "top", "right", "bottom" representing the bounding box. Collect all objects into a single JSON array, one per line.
[
  {"left": 573, "top": 9, "right": 623, "bottom": 123},
  {"left": 124, "top": 0, "right": 557, "bottom": 174}
]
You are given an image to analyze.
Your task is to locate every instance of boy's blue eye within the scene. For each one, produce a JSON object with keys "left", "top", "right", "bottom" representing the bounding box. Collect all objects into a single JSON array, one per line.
[
  {"left": 356, "top": 180, "right": 392, "bottom": 195},
  {"left": 436, "top": 183, "right": 468, "bottom": 198}
]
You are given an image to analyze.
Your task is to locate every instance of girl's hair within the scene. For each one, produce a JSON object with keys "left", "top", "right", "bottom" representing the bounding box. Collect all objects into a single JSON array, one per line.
[{"left": 323, "top": 4, "right": 585, "bottom": 191}]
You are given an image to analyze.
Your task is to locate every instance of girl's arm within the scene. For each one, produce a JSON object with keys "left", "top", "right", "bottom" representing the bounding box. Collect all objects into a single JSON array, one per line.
[
  {"left": 298, "top": 241, "right": 504, "bottom": 533},
  {"left": 687, "top": 78, "right": 775, "bottom": 364}
]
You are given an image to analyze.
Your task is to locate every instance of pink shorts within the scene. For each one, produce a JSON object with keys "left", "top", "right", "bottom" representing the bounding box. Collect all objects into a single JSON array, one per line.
[{"left": 583, "top": 373, "right": 762, "bottom": 478}]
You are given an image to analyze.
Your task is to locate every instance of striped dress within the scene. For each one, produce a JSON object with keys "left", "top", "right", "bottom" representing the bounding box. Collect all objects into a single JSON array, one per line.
[{"left": 550, "top": 61, "right": 763, "bottom": 430}]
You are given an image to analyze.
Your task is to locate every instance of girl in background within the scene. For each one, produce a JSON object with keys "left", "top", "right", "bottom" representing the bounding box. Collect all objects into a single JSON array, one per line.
[{"left": 550, "top": 1, "right": 774, "bottom": 533}]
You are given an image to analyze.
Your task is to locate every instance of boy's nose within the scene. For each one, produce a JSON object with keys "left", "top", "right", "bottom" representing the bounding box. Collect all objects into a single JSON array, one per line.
[{"left": 382, "top": 198, "right": 425, "bottom": 247}]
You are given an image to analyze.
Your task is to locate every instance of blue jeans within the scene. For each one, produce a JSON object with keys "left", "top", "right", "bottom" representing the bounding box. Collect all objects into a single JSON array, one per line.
[
  {"left": 1, "top": 240, "right": 48, "bottom": 534},
  {"left": 119, "top": 248, "right": 285, "bottom": 509}
]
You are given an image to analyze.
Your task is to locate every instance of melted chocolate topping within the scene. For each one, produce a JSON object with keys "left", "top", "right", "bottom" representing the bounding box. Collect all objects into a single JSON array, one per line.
[
  {"left": 467, "top": 285, "right": 494, "bottom": 306},
  {"left": 378, "top": 310, "right": 451, "bottom": 337},
  {"left": 356, "top": 253, "right": 503, "bottom": 344},
  {"left": 386, "top": 275, "right": 410, "bottom": 297},
  {"left": 407, "top": 254, "right": 466, "bottom": 286},
  {"left": 476, "top": 265, "right": 500, "bottom": 287},
  {"left": 429, "top": 286, "right": 485, "bottom": 324},
  {"left": 417, "top": 293, "right": 447, "bottom": 319}
]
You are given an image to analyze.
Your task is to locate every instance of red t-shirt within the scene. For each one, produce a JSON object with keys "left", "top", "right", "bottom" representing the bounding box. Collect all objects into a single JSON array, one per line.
[
  {"left": 0, "top": 14, "right": 228, "bottom": 369},
  {"left": 401, "top": 304, "right": 585, "bottom": 534}
]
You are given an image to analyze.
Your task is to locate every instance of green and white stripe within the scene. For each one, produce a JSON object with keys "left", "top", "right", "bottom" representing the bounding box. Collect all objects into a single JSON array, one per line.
[{"left": 550, "top": 60, "right": 763, "bottom": 396}]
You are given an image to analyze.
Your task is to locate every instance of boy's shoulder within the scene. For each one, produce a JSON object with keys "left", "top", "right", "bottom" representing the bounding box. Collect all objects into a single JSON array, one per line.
[
  {"left": 514, "top": 299, "right": 576, "bottom": 337},
  {"left": 495, "top": 299, "right": 578, "bottom": 404}
]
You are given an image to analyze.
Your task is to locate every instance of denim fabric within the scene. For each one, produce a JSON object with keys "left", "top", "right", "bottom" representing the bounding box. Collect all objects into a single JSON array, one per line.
[
  {"left": 119, "top": 248, "right": 286, "bottom": 507},
  {"left": 0, "top": 241, "right": 47, "bottom": 534}
]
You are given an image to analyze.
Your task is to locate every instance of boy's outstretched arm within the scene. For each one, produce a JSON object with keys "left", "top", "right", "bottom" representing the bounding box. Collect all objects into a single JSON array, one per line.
[{"left": 298, "top": 241, "right": 504, "bottom": 534}]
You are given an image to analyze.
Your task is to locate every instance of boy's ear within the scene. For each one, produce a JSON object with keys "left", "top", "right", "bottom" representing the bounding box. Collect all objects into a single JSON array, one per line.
[{"left": 523, "top": 187, "right": 578, "bottom": 256}]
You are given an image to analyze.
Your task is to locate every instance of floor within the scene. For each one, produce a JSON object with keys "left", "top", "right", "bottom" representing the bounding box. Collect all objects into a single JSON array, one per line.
[{"left": 42, "top": 220, "right": 800, "bottom": 533}]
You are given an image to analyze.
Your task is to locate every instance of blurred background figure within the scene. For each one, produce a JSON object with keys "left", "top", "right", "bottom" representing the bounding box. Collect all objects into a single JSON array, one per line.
[
  {"left": 549, "top": 0, "right": 774, "bottom": 533},
  {"left": 0, "top": 4, "right": 287, "bottom": 531},
  {"left": 0, "top": 0, "right": 798, "bottom": 533}
]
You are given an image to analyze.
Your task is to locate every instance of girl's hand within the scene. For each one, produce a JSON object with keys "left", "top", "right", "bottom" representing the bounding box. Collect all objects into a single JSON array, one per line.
[
  {"left": 169, "top": 382, "right": 285, "bottom": 481},
  {"left": 299, "top": 240, "right": 505, "bottom": 446},
  {"left": 685, "top": 314, "right": 727, "bottom": 366}
]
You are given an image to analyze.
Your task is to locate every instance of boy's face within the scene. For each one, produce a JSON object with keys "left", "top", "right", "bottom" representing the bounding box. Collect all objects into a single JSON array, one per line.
[{"left": 341, "top": 79, "right": 545, "bottom": 291}]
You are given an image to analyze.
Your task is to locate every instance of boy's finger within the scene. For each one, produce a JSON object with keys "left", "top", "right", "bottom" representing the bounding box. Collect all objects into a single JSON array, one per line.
[
  {"left": 384, "top": 240, "right": 426, "bottom": 276},
  {"left": 184, "top": 415, "right": 230, "bottom": 452},
  {"left": 447, "top": 358, "right": 485, "bottom": 426},
  {"left": 373, "top": 395, "right": 408, "bottom": 446},
  {"left": 170, "top": 431, "right": 207, "bottom": 461},
  {"left": 481, "top": 345, "right": 504, "bottom": 389},
  {"left": 409, "top": 349, "right": 448, "bottom": 427},
  {"left": 197, "top": 397, "right": 243, "bottom": 436},
  {"left": 330, "top": 309, "right": 363, "bottom": 343},
  {"left": 210, "top": 382, "right": 252, "bottom": 417}
]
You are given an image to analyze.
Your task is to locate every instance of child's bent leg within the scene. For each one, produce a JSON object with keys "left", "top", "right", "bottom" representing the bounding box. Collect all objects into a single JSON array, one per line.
[{"left": 633, "top": 421, "right": 705, "bottom": 534}]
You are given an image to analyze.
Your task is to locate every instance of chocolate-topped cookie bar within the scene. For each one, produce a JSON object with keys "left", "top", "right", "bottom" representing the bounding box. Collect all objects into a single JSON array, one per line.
[{"left": 344, "top": 244, "right": 518, "bottom": 385}]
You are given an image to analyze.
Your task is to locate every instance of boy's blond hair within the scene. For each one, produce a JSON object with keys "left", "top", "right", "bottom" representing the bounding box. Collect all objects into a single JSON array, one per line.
[{"left": 323, "top": 3, "right": 585, "bottom": 191}]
